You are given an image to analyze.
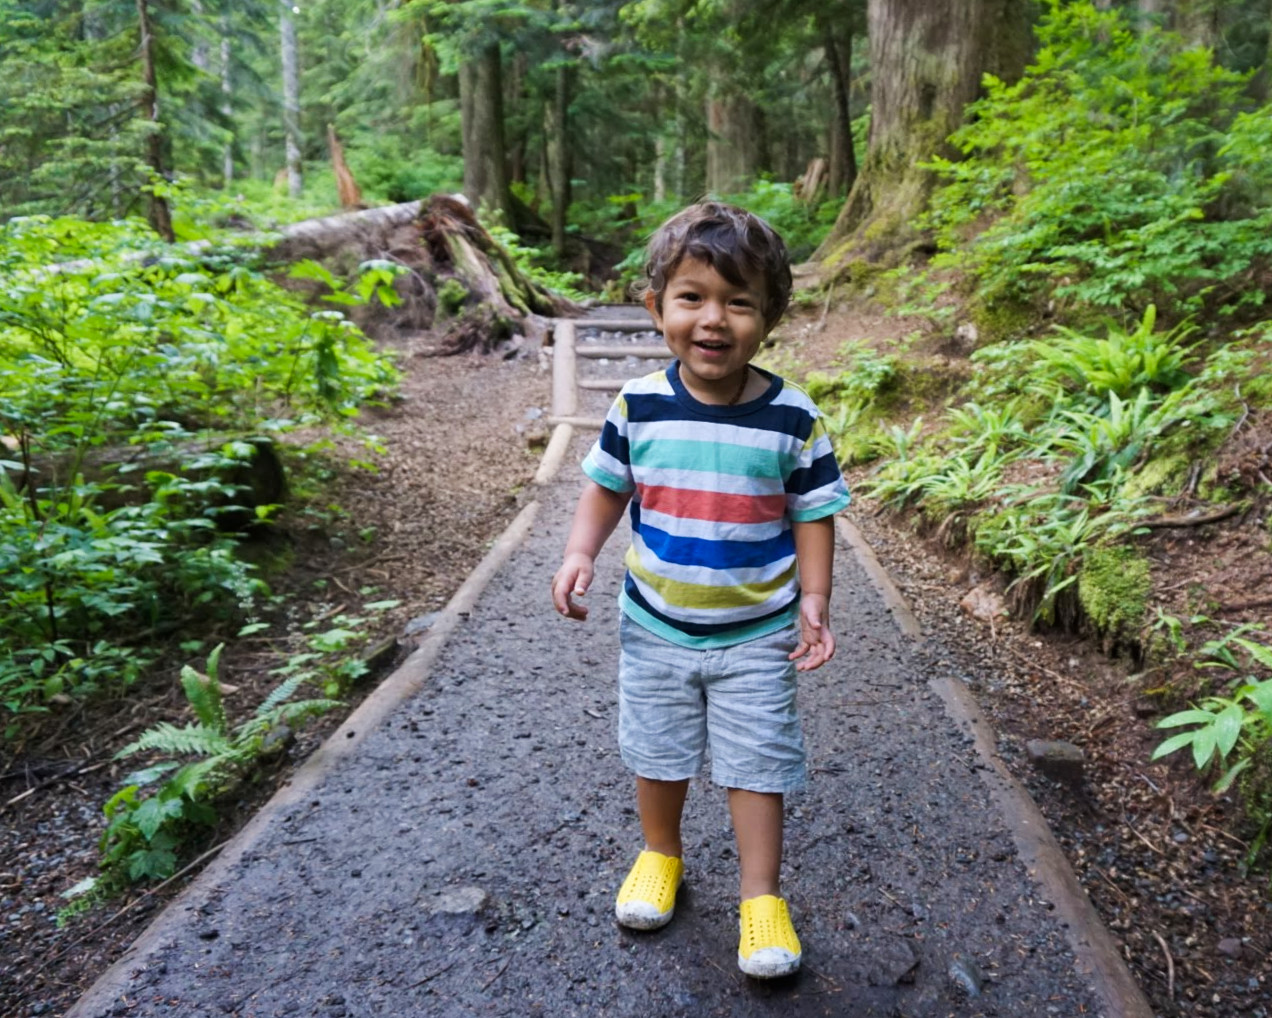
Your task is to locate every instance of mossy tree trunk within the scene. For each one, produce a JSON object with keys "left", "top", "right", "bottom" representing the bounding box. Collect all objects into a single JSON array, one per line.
[
  {"left": 544, "top": 62, "right": 573, "bottom": 258},
  {"left": 279, "top": 0, "right": 303, "bottom": 198},
  {"left": 813, "top": 0, "right": 1029, "bottom": 277},
  {"left": 705, "top": 0, "right": 765, "bottom": 195},
  {"left": 705, "top": 88, "right": 763, "bottom": 194},
  {"left": 1176, "top": 0, "right": 1221, "bottom": 50}
]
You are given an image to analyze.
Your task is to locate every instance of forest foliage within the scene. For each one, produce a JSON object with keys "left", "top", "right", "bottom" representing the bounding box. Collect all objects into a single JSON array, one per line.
[{"left": 0, "top": 214, "right": 397, "bottom": 727}]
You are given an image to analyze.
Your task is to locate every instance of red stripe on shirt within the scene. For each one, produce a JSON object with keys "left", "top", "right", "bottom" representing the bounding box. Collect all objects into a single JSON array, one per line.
[{"left": 638, "top": 484, "right": 786, "bottom": 524}]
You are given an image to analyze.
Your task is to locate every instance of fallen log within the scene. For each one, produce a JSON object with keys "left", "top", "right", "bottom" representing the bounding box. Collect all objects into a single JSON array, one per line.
[
  {"left": 264, "top": 201, "right": 424, "bottom": 265},
  {"left": 267, "top": 195, "right": 576, "bottom": 355},
  {"left": 418, "top": 194, "right": 570, "bottom": 355}
]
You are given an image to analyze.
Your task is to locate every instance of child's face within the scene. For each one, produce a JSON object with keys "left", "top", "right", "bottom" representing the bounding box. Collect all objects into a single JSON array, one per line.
[{"left": 644, "top": 257, "right": 769, "bottom": 404}]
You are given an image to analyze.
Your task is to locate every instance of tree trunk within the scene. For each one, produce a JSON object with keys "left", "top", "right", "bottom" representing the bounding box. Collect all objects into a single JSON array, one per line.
[
  {"left": 654, "top": 134, "right": 668, "bottom": 202},
  {"left": 705, "top": 88, "right": 761, "bottom": 194},
  {"left": 544, "top": 63, "right": 573, "bottom": 257},
  {"left": 459, "top": 43, "right": 515, "bottom": 226},
  {"left": 506, "top": 51, "right": 529, "bottom": 186},
  {"left": 280, "top": 0, "right": 303, "bottom": 198},
  {"left": 813, "top": 0, "right": 1029, "bottom": 274},
  {"left": 189, "top": 0, "right": 210, "bottom": 73},
  {"left": 221, "top": 14, "right": 234, "bottom": 185},
  {"left": 136, "top": 0, "right": 174, "bottom": 241},
  {"left": 652, "top": 81, "right": 669, "bottom": 203},
  {"left": 821, "top": 14, "right": 857, "bottom": 198},
  {"left": 1177, "top": 0, "right": 1220, "bottom": 49}
]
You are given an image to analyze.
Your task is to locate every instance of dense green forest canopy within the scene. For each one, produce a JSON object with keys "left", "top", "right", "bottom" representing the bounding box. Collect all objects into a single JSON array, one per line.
[{"left": 0, "top": 0, "right": 866, "bottom": 245}]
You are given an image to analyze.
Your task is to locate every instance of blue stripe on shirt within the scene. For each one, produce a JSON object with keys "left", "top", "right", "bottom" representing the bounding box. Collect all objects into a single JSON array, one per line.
[
  {"left": 637, "top": 519, "right": 795, "bottom": 570},
  {"left": 597, "top": 419, "right": 629, "bottom": 464}
]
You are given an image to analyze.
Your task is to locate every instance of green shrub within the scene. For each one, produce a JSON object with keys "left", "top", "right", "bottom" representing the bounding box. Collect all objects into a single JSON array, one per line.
[
  {"left": 925, "top": 0, "right": 1272, "bottom": 323},
  {"left": 0, "top": 217, "right": 398, "bottom": 728},
  {"left": 1031, "top": 306, "right": 1194, "bottom": 401},
  {"left": 1153, "top": 627, "right": 1272, "bottom": 864}
]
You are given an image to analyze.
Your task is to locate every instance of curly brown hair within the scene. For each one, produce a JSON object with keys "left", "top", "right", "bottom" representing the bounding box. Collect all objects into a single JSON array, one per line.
[{"left": 635, "top": 202, "right": 792, "bottom": 331}]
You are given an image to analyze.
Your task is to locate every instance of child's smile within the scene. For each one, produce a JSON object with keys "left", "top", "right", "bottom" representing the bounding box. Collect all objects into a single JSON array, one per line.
[{"left": 645, "top": 257, "right": 768, "bottom": 405}]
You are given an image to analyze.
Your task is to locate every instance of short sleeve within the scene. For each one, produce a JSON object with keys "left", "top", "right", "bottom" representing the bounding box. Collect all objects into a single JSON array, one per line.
[
  {"left": 581, "top": 393, "right": 635, "bottom": 493},
  {"left": 785, "top": 412, "right": 851, "bottom": 521}
]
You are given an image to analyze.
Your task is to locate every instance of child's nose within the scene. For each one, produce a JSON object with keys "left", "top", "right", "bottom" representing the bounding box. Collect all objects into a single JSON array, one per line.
[{"left": 702, "top": 300, "right": 727, "bottom": 326}]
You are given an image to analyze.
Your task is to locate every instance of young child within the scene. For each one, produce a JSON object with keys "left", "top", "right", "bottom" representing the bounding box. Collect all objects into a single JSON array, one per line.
[{"left": 550, "top": 202, "right": 850, "bottom": 979}]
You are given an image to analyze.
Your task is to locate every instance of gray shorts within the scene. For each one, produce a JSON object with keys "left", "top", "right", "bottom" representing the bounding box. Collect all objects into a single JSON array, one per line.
[{"left": 617, "top": 615, "right": 806, "bottom": 793}]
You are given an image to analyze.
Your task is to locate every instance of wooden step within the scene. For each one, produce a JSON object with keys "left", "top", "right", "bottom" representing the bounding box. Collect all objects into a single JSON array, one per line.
[
  {"left": 578, "top": 378, "right": 627, "bottom": 391},
  {"left": 575, "top": 343, "right": 667, "bottom": 360},
  {"left": 571, "top": 318, "right": 657, "bottom": 332}
]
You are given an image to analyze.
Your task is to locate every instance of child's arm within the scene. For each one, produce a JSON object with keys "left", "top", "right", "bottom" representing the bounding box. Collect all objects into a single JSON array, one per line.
[
  {"left": 790, "top": 516, "right": 836, "bottom": 671},
  {"left": 552, "top": 480, "right": 633, "bottom": 621}
]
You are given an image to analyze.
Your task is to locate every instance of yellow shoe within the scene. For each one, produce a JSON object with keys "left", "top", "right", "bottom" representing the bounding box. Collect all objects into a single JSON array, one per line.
[
  {"left": 738, "top": 895, "right": 802, "bottom": 978},
  {"left": 614, "top": 850, "right": 684, "bottom": 930}
]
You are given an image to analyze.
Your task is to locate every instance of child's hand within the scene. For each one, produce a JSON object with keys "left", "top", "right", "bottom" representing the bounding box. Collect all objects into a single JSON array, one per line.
[
  {"left": 552, "top": 552, "right": 595, "bottom": 621},
  {"left": 789, "top": 593, "right": 835, "bottom": 672}
]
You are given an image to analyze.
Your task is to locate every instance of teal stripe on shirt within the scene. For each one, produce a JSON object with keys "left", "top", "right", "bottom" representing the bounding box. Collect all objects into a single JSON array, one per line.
[
  {"left": 627, "top": 437, "right": 799, "bottom": 478},
  {"left": 583, "top": 459, "right": 631, "bottom": 493},
  {"left": 619, "top": 590, "right": 799, "bottom": 649}
]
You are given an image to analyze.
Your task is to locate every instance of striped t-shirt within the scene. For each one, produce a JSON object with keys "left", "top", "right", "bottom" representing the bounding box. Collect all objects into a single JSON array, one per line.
[{"left": 582, "top": 362, "right": 852, "bottom": 649}]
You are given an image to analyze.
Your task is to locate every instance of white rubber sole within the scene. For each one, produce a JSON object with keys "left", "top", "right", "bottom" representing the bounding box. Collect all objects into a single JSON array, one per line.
[
  {"left": 738, "top": 947, "right": 802, "bottom": 979},
  {"left": 615, "top": 899, "right": 675, "bottom": 930}
]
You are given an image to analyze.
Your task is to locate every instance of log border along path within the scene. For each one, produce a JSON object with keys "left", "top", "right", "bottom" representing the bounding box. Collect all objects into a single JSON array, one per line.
[{"left": 68, "top": 308, "right": 1153, "bottom": 1018}]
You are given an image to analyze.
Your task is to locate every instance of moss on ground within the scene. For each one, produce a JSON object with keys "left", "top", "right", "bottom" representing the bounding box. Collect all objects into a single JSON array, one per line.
[
  {"left": 1078, "top": 545, "right": 1151, "bottom": 652},
  {"left": 968, "top": 297, "right": 1036, "bottom": 345},
  {"left": 1122, "top": 453, "right": 1191, "bottom": 499}
]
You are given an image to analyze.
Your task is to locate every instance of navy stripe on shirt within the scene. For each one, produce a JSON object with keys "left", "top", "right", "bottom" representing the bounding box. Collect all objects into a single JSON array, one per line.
[{"left": 624, "top": 390, "right": 816, "bottom": 441}]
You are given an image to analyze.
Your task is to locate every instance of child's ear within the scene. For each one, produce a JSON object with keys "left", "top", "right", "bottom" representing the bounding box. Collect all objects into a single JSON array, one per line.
[{"left": 643, "top": 290, "right": 662, "bottom": 328}]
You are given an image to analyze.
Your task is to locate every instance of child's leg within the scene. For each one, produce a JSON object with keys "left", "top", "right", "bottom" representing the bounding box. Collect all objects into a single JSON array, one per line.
[
  {"left": 728, "top": 788, "right": 784, "bottom": 900},
  {"left": 637, "top": 776, "right": 690, "bottom": 858},
  {"left": 616, "top": 777, "right": 689, "bottom": 930},
  {"left": 731, "top": 787, "right": 801, "bottom": 978}
]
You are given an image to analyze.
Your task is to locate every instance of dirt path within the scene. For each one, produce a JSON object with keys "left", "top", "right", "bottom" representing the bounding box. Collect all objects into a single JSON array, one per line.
[{"left": 65, "top": 330, "right": 1144, "bottom": 1018}]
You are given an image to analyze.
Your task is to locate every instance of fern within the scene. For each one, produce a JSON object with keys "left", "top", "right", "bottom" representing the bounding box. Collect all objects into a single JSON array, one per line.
[
  {"left": 254, "top": 671, "right": 307, "bottom": 717},
  {"left": 117, "top": 722, "right": 233, "bottom": 760},
  {"left": 165, "top": 756, "right": 241, "bottom": 800},
  {"left": 99, "top": 643, "right": 342, "bottom": 886},
  {"left": 275, "top": 698, "right": 343, "bottom": 726},
  {"left": 179, "top": 643, "right": 227, "bottom": 734}
]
